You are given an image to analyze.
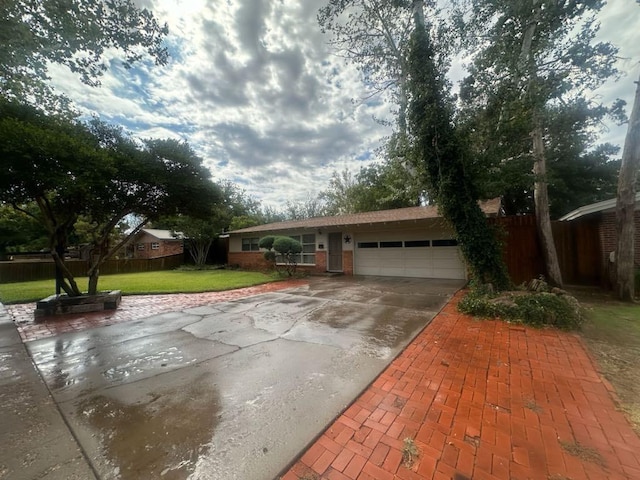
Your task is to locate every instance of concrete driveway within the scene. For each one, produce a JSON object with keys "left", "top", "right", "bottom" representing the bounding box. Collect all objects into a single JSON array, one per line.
[{"left": 25, "top": 276, "right": 463, "bottom": 480}]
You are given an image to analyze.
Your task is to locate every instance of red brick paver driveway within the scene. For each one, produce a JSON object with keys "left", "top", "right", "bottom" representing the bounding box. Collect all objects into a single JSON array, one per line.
[
  {"left": 9, "top": 278, "right": 307, "bottom": 342},
  {"left": 283, "top": 292, "right": 640, "bottom": 480}
]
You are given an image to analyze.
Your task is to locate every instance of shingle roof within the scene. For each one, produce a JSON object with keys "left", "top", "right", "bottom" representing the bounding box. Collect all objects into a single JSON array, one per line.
[
  {"left": 559, "top": 193, "right": 640, "bottom": 221},
  {"left": 140, "top": 229, "right": 184, "bottom": 240},
  {"left": 230, "top": 198, "right": 502, "bottom": 234}
]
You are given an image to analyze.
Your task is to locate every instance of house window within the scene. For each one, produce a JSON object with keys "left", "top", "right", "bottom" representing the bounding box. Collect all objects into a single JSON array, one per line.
[
  {"left": 357, "top": 242, "right": 378, "bottom": 248},
  {"left": 137, "top": 243, "right": 145, "bottom": 250},
  {"left": 242, "top": 237, "right": 260, "bottom": 251},
  {"left": 276, "top": 234, "right": 316, "bottom": 264},
  {"left": 151, "top": 242, "right": 160, "bottom": 250}
]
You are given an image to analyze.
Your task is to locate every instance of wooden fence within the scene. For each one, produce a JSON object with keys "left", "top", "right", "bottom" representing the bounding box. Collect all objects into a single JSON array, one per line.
[
  {"left": 491, "top": 216, "right": 601, "bottom": 286},
  {"left": 0, "top": 254, "right": 184, "bottom": 284}
]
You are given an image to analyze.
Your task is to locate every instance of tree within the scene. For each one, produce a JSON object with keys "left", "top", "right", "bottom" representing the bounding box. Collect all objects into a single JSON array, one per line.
[
  {"left": 456, "top": 0, "right": 619, "bottom": 286},
  {"left": 0, "top": 0, "right": 168, "bottom": 104},
  {"left": 82, "top": 126, "right": 220, "bottom": 294},
  {"left": 284, "top": 196, "right": 327, "bottom": 220},
  {"left": 0, "top": 100, "right": 108, "bottom": 295},
  {"left": 320, "top": 161, "right": 423, "bottom": 215},
  {"left": 0, "top": 100, "right": 220, "bottom": 296},
  {"left": 0, "top": 202, "right": 48, "bottom": 254},
  {"left": 406, "top": 10, "right": 510, "bottom": 289},
  {"left": 615, "top": 74, "right": 640, "bottom": 301}
]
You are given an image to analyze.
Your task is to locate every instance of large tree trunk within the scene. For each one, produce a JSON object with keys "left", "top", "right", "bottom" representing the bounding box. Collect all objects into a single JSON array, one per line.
[
  {"left": 615, "top": 75, "right": 640, "bottom": 301},
  {"left": 532, "top": 124, "right": 563, "bottom": 287},
  {"left": 519, "top": 0, "right": 562, "bottom": 287}
]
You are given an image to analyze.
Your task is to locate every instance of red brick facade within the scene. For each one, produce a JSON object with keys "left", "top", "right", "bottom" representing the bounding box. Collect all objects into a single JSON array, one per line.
[
  {"left": 129, "top": 231, "right": 183, "bottom": 259},
  {"left": 343, "top": 250, "right": 353, "bottom": 275},
  {"left": 228, "top": 250, "right": 338, "bottom": 275},
  {"left": 599, "top": 211, "right": 640, "bottom": 267}
]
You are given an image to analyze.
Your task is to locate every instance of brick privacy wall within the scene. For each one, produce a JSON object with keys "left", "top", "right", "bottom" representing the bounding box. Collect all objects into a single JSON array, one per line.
[{"left": 600, "top": 211, "right": 640, "bottom": 266}]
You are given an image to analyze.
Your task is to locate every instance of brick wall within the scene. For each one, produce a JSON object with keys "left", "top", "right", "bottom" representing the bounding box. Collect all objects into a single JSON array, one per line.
[
  {"left": 599, "top": 211, "right": 640, "bottom": 265},
  {"left": 228, "top": 250, "right": 336, "bottom": 275},
  {"left": 343, "top": 250, "right": 353, "bottom": 275},
  {"left": 134, "top": 240, "right": 183, "bottom": 259},
  {"left": 228, "top": 252, "right": 271, "bottom": 270},
  {"left": 316, "top": 250, "right": 327, "bottom": 272}
]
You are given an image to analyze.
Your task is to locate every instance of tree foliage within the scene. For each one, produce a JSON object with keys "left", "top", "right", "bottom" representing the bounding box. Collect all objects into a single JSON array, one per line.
[
  {"left": 456, "top": 0, "right": 620, "bottom": 285},
  {"left": 0, "top": 0, "right": 168, "bottom": 103},
  {"left": 0, "top": 100, "right": 219, "bottom": 296}
]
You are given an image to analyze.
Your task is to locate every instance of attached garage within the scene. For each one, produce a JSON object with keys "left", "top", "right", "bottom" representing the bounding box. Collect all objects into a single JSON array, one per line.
[
  {"left": 228, "top": 199, "right": 501, "bottom": 281},
  {"left": 353, "top": 231, "right": 466, "bottom": 279}
]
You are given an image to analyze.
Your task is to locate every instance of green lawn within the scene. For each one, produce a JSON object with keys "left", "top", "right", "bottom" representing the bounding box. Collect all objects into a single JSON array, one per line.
[
  {"left": 577, "top": 293, "right": 640, "bottom": 434},
  {"left": 0, "top": 269, "right": 277, "bottom": 304}
]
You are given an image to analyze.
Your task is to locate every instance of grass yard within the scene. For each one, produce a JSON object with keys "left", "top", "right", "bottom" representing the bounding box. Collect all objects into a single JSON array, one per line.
[
  {"left": 0, "top": 269, "right": 277, "bottom": 304},
  {"left": 573, "top": 288, "right": 640, "bottom": 434}
]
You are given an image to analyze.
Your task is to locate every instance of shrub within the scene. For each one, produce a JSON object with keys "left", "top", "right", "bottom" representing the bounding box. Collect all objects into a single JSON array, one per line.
[
  {"left": 258, "top": 235, "right": 302, "bottom": 276},
  {"left": 458, "top": 283, "right": 584, "bottom": 330},
  {"left": 258, "top": 236, "right": 275, "bottom": 250}
]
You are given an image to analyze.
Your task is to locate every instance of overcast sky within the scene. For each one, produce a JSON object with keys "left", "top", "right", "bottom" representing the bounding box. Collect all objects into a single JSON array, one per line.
[{"left": 48, "top": 0, "right": 640, "bottom": 209}]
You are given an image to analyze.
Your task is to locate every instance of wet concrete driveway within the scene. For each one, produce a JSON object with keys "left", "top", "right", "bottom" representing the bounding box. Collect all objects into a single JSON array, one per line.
[{"left": 26, "top": 276, "right": 463, "bottom": 480}]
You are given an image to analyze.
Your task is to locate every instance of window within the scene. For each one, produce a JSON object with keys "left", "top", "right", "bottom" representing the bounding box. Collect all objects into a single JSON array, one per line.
[
  {"left": 405, "top": 240, "right": 430, "bottom": 247},
  {"left": 242, "top": 237, "right": 260, "bottom": 251},
  {"left": 151, "top": 242, "right": 160, "bottom": 250},
  {"left": 432, "top": 239, "right": 458, "bottom": 247},
  {"left": 380, "top": 241, "right": 403, "bottom": 248},
  {"left": 276, "top": 234, "right": 316, "bottom": 264},
  {"left": 357, "top": 242, "right": 378, "bottom": 248},
  {"left": 137, "top": 243, "right": 145, "bottom": 250}
]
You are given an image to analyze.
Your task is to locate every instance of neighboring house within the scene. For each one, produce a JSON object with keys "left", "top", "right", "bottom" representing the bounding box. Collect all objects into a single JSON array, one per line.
[
  {"left": 559, "top": 193, "right": 640, "bottom": 280},
  {"left": 228, "top": 199, "right": 502, "bottom": 280},
  {"left": 126, "top": 229, "right": 184, "bottom": 259}
]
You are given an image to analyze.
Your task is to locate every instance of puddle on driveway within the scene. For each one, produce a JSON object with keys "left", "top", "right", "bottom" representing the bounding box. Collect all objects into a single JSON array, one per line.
[{"left": 77, "top": 378, "right": 220, "bottom": 480}]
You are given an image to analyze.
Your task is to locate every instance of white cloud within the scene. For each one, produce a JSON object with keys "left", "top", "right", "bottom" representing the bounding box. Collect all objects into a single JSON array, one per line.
[{"left": 47, "top": 0, "right": 639, "bottom": 209}]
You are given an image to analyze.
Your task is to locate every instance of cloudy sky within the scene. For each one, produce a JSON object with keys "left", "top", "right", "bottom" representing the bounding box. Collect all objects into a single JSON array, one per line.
[{"left": 48, "top": 0, "right": 640, "bottom": 209}]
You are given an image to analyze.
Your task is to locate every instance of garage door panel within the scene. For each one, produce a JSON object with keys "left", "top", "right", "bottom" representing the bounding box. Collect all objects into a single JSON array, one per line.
[{"left": 354, "top": 233, "right": 466, "bottom": 280}]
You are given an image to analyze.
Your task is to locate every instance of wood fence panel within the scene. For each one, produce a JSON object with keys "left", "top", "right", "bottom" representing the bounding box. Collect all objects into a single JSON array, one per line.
[
  {"left": 0, "top": 255, "right": 184, "bottom": 284},
  {"left": 492, "top": 216, "right": 601, "bottom": 286},
  {"left": 491, "top": 216, "right": 545, "bottom": 285}
]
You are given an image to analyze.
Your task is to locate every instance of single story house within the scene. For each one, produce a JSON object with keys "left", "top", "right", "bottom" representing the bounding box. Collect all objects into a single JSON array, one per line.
[
  {"left": 559, "top": 193, "right": 640, "bottom": 279},
  {"left": 228, "top": 199, "right": 502, "bottom": 280},
  {"left": 126, "top": 228, "right": 184, "bottom": 259}
]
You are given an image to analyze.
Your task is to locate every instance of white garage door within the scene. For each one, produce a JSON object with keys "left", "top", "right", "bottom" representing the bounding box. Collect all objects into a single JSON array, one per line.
[{"left": 354, "top": 232, "right": 466, "bottom": 279}]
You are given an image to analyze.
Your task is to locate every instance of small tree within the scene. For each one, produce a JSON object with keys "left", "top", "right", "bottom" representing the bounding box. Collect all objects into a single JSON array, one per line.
[
  {"left": 273, "top": 237, "right": 303, "bottom": 276},
  {"left": 259, "top": 236, "right": 302, "bottom": 276}
]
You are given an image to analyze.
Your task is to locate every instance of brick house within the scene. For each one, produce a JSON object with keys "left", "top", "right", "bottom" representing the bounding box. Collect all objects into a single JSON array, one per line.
[
  {"left": 559, "top": 193, "right": 640, "bottom": 283},
  {"left": 228, "top": 199, "right": 501, "bottom": 280},
  {"left": 126, "top": 229, "right": 184, "bottom": 259}
]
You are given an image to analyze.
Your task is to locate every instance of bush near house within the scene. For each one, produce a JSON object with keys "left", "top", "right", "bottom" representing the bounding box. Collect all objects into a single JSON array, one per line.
[
  {"left": 259, "top": 235, "right": 302, "bottom": 277},
  {"left": 458, "top": 278, "right": 584, "bottom": 330}
]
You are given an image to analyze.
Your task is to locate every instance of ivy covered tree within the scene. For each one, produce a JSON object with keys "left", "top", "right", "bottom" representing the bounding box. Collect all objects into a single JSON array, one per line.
[{"left": 406, "top": 9, "right": 510, "bottom": 289}]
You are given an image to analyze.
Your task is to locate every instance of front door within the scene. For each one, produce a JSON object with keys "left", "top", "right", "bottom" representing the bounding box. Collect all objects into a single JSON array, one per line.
[{"left": 328, "top": 232, "right": 343, "bottom": 272}]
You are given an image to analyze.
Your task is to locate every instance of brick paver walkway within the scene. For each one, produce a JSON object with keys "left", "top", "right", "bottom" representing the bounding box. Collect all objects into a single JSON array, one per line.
[
  {"left": 8, "top": 279, "right": 307, "bottom": 342},
  {"left": 283, "top": 292, "right": 640, "bottom": 480}
]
